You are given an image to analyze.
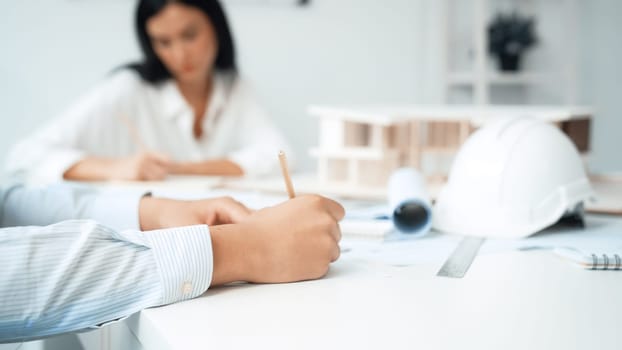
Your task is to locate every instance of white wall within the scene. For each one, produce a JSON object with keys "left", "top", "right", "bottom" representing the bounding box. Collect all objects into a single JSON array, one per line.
[
  {"left": 227, "top": 0, "right": 427, "bottom": 170},
  {"left": 0, "top": 0, "right": 620, "bottom": 173},
  {"left": 577, "top": 0, "right": 622, "bottom": 172},
  {"left": 0, "top": 0, "right": 140, "bottom": 170}
]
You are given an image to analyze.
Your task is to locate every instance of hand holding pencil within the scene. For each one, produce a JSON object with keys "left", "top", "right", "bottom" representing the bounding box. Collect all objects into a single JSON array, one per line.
[
  {"left": 112, "top": 152, "right": 172, "bottom": 181},
  {"left": 116, "top": 113, "right": 171, "bottom": 181},
  {"left": 224, "top": 153, "right": 345, "bottom": 283},
  {"left": 213, "top": 151, "right": 345, "bottom": 283}
]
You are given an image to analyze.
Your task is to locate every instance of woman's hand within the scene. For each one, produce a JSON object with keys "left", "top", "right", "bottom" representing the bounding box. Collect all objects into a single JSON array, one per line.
[{"left": 112, "top": 152, "right": 171, "bottom": 181}]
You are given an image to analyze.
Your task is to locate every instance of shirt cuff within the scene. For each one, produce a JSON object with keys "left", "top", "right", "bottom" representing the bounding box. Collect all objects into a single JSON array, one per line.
[
  {"left": 89, "top": 189, "right": 146, "bottom": 231},
  {"left": 142, "top": 225, "right": 213, "bottom": 305}
]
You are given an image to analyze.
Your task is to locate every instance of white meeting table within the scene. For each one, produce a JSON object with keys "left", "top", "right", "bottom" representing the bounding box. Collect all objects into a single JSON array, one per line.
[{"left": 112, "top": 246, "right": 621, "bottom": 350}]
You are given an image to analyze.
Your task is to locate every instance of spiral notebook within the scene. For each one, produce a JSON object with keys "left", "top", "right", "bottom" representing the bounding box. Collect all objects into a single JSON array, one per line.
[
  {"left": 480, "top": 215, "right": 622, "bottom": 271},
  {"left": 545, "top": 217, "right": 622, "bottom": 271},
  {"left": 554, "top": 247, "right": 622, "bottom": 270}
]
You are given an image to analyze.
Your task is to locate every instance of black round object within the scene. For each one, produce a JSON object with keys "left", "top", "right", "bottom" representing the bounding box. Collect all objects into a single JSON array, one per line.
[{"left": 393, "top": 201, "right": 430, "bottom": 233}]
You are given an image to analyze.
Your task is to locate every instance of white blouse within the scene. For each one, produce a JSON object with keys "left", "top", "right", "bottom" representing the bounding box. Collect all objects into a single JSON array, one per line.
[{"left": 5, "top": 70, "right": 291, "bottom": 183}]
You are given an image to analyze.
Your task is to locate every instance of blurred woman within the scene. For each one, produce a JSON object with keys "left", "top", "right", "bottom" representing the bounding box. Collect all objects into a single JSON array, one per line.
[{"left": 6, "top": 0, "right": 290, "bottom": 182}]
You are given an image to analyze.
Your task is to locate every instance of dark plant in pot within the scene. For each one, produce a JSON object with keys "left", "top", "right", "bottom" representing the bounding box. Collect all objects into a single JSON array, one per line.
[{"left": 488, "top": 12, "right": 538, "bottom": 72}]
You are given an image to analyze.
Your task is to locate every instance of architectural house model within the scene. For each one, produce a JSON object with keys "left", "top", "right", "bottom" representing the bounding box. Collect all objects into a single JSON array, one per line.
[{"left": 309, "top": 105, "right": 592, "bottom": 189}]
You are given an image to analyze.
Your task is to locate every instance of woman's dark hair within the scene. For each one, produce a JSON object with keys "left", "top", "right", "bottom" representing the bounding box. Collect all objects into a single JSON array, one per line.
[{"left": 128, "top": 0, "right": 237, "bottom": 83}]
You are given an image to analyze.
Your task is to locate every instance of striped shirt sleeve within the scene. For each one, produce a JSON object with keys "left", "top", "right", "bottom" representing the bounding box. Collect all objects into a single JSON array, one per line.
[
  {"left": 0, "top": 183, "right": 143, "bottom": 231},
  {"left": 0, "top": 184, "right": 213, "bottom": 343},
  {"left": 0, "top": 221, "right": 213, "bottom": 344}
]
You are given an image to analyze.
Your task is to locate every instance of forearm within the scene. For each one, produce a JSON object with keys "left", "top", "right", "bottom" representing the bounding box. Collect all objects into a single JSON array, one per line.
[
  {"left": 170, "top": 159, "right": 244, "bottom": 176},
  {"left": 0, "top": 184, "right": 142, "bottom": 230},
  {"left": 0, "top": 222, "right": 212, "bottom": 343},
  {"left": 63, "top": 157, "right": 119, "bottom": 181}
]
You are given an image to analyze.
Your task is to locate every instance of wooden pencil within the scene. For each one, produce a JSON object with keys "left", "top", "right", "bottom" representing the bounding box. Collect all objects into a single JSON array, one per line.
[{"left": 278, "top": 150, "right": 296, "bottom": 199}]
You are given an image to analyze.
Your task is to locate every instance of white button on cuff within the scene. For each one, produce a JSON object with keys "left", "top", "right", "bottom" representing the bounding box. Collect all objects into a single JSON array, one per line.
[{"left": 182, "top": 281, "right": 193, "bottom": 295}]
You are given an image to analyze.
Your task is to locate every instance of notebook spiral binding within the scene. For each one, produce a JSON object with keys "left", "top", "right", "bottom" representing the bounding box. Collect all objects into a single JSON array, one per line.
[{"left": 591, "top": 254, "right": 622, "bottom": 270}]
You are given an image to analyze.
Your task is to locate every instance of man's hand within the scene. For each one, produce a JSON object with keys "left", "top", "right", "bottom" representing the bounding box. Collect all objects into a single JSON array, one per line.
[
  {"left": 139, "top": 196, "right": 252, "bottom": 231},
  {"left": 209, "top": 195, "right": 345, "bottom": 285}
]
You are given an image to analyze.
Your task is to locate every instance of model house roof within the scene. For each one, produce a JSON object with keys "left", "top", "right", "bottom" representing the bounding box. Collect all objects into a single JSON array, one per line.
[{"left": 308, "top": 105, "right": 593, "bottom": 126}]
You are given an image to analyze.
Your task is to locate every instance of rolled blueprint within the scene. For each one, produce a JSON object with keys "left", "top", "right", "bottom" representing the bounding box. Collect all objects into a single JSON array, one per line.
[{"left": 388, "top": 167, "right": 432, "bottom": 236}]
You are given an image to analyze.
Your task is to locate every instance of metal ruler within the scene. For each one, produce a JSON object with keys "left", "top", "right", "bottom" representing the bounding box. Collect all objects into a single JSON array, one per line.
[{"left": 437, "top": 237, "right": 485, "bottom": 278}]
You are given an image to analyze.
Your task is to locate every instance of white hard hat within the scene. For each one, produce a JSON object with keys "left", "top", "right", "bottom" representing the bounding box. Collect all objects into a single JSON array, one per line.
[{"left": 433, "top": 117, "right": 592, "bottom": 238}]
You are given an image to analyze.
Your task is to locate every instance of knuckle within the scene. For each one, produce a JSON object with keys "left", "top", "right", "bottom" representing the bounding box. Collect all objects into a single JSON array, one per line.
[
  {"left": 307, "top": 194, "right": 324, "bottom": 207},
  {"left": 319, "top": 264, "right": 330, "bottom": 278},
  {"left": 320, "top": 215, "right": 336, "bottom": 230},
  {"left": 320, "top": 233, "right": 335, "bottom": 249},
  {"left": 334, "top": 228, "right": 342, "bottom": 242},
  {"left": 335, "top": 204, "right": 346, "bottom": 219},
  {"left": 310, "top": 264, "right": 329, "bottom": 280},
  {"left": 220, "top": 196, "right": 235, "bottom": 203},
  {"left": 333, "top": 247, "right": 341, "bottom": 261}
]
